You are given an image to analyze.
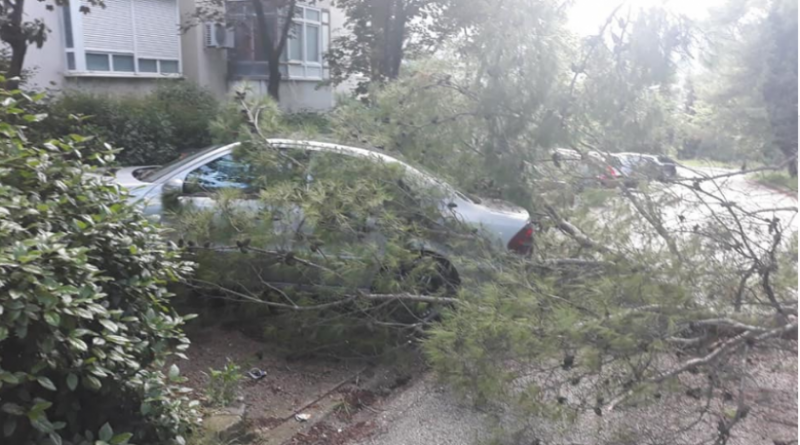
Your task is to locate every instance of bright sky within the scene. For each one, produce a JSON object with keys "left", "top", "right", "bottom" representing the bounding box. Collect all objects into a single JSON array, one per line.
[{"left": 568, "top": 0, "right": 726, "bottom": 35}]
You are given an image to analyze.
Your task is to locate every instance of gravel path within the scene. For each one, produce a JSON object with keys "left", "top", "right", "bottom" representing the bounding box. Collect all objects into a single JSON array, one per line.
[
  {"left": 353, "top": 174, "right": 798, "bottom": 445},
  {"left": 355, "top": 374, "right": 490, "bottom": 445}
]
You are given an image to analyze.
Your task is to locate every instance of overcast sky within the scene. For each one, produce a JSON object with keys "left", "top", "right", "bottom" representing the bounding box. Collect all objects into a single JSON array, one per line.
[{"left": 567, "top": 0, "right": 726, "bottom": 35}]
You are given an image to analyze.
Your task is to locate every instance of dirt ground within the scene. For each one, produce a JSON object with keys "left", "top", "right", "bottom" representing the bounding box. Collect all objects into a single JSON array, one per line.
[
  {"left": 177, "top": 324, "right": 421, "bottom": 444},
  {"left": 177, "top": 325, "right": 796, "bottom": 445},
  {"left": 178, "top": 326, "right": 367, "bottom": 423}
]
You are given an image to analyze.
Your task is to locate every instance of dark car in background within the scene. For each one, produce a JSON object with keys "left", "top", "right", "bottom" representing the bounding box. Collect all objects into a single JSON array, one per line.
[{"left": 611, "top": 153, "right": 677, "bottom": 182}]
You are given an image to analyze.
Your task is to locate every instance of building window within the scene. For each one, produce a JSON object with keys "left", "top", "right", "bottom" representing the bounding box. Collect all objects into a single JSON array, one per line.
[
  {"left": 86, "top": 53, "right": 111, "bottom": 71},
  {"left": 62, "top": 0, "right": 181, "bottom": 76},
  {"left": 227, "top": 2, "right": 329, "bottom": 80}
]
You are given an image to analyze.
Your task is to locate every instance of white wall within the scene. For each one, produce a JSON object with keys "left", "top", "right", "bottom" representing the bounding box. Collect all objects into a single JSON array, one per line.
[
  {"left": 20, "top": 0, "right": 179, "bottom": 96},
  {"left": 229, "top": 78, "right": 334, "bottom": 111},
  {"left": 223, "top": 0, "right": 353, "bottom": 111},
  {"left": 62, "top": 76, "right": 166, "bottom": 94},
  {"left": 18, "top": 0, "right": 353, "bottom": 105},
  {"left": 21, "top": 1, "right": 67, "bottom": 90},
  {"left": 178, "top": 0, "right": 228, "bottom": 98}
]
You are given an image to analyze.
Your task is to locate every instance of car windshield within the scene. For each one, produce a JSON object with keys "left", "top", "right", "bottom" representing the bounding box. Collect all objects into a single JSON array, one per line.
[
  {"left": 141, "top": 145, "right": 222, "bottom": 182},
  {"left": 353, "top": 148, "right": 478, "bottom": 204}
]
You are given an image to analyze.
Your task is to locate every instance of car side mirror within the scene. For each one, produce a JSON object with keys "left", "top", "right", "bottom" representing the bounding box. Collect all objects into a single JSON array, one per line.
[{"left": 162, "top": 177, "right": 185, "bottom": 196}]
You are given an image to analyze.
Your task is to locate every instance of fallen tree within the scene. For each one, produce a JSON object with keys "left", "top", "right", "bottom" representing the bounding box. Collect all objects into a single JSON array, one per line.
[{"left": 173, "top": 2, "right": 797, "bottom": 444}]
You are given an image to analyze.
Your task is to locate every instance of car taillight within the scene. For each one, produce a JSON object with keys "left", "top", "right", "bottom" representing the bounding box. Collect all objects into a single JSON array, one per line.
[
  {"left": 508, "top": 223, "right": 534, "bottom": 255},
  {"left": 598, "top": 165, "right": 620, "bottom": 181}
]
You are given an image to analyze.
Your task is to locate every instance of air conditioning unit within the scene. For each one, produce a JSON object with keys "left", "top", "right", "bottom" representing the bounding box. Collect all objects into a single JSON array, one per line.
[{"left": 204, "top": 22, "right": 234, "bottom": 49}]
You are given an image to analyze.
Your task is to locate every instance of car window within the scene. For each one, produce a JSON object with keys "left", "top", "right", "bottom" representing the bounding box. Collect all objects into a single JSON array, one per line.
[
  {"left": 142, "top": 145, "right": 222, "bottom": 182},
  {"left": 183, "top": 154, "right": 255, "bottom": 195}
]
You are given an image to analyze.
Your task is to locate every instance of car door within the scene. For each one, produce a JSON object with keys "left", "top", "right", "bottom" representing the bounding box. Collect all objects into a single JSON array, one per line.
[
  {"left": 298, "top": 149, "right": 391, "bottom": 290},
  {"left": 166, "top": 149, "right": 316, "bottom": 288}
]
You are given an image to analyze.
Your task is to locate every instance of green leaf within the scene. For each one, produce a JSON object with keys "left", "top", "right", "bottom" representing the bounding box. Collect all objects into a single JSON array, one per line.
[
  {"left": 29, "top": 400, "right": 53, "bottom": 416},
  {"left": 66, "top": 373, "right": 78, "bottom": 391},
  {"left": 99, "top": 422, "right": 113, "bottom": 442},
  {"left": 105, "top": 335, "right": 129, "bottom": 344},
  {"left": 84, "top": 375, "right": 102, "bottom": 390},
  {"left": 49, "top": 432, "right": 63, "bottom": 445},
  {"left": 37, "top": 376, "right": 56, "bottom": 391},
  {"left": 1, "top": 403, "right": 24, "bottom": 416},
  {"left": 3, "top": 418, "right": 16, "bottom": 437},
  {"left": 168, "top": 364, "right": 180, "bottom": 381},
  {"left": 99, "top": 319, "right": 119, "bottom": 333},
  {"left": 0, "top": 372, "right": 19, "bottom": 385},
  {"left": 67, "top": 337, "right": 88, "bottom": 352},
  {"left": 44, "top": 312, "right": 60, "bottom": 327},
  {"left": 110, "top": 432, "right": 133, "bottom": 444}
]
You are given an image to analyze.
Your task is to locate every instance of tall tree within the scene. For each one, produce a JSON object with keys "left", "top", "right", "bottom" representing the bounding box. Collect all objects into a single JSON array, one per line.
[
  {"left": 188, "top": 0, "right": 299, "bottom": 101},
  {"left": 762, "top": 0, "right": 798, "bottom": 176},
  {"left": 252, "top": 0, "right": 297, "bottom": 101},
  {"left": 682, "top": 0, "right": 797, "bottom": 171},
  {"left": 0, "top": 0, "right": 99, "bottom": 89},
  {"left": 326, "top": 0, "right": 463, "bottom": 94}
]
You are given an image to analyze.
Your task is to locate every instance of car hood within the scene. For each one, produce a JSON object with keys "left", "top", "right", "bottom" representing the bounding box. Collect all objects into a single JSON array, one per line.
[{"left": 98, "top": 166, "right": 159, "bottom": 199}]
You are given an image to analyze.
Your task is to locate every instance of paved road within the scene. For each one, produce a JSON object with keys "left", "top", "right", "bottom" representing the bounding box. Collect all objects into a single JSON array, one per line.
[
  {"left": 670, "top": 166, "right": 797, "bottom": 231},
  {"left": 355, "top": 374, "right": 490, "bottom": 445},
  {"left": 354, "top": 173, "right": 797, "bottom": 445}
]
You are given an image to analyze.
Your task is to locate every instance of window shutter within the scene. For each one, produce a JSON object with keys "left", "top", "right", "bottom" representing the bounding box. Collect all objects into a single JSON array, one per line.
[
  {"left": 82, "top": 0, "right": 134, "bottom": 52},
  {"left": 133, "top": 0, "right": 180, "bottom": 59}
]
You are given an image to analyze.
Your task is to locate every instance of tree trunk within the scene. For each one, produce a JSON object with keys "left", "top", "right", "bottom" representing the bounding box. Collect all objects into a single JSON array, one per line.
[
  {"left": 251, "top": 0, "right": 279, "bottom": 101},
  {"left": 5, "top": 40, "right": 27, "bottom": 90},
  {"left": 251, "top": 0, "right": 296, "bottom": 103},
  {"left": 1, "top": 0, "right": 27, "bottom": 90},
  {"left": 372, "top": 0, "right": 408, "bottom": 82},
  {"left": 267, "top": 61, "right": 281, "bottom": 101},
  {"left": 385, "top": 0, "right": 407, "bottom": 80}
]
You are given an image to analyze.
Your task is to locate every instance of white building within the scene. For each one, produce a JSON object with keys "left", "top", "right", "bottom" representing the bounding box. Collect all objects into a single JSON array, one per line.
[{"left": 21, "top": 0, "right": 349, "bottom": 111}]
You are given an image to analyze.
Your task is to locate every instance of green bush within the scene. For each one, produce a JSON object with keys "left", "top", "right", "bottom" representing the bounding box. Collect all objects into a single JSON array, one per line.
[
  {"left": 0, "top": 86, "right": 198, "bottom": 445},
  {"left": 203, "top": 360, "right": 241, "bottom": 408},
  {"left": 151, "top": 82, "right": 220, "bottom": 152},
  {"left": 43, "top": 81, "right": 219, "bottom": 166}
]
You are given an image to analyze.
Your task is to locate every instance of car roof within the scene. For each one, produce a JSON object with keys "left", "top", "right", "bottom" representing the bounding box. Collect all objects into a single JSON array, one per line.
[{"left": 252, "top": 139, "right": 469, "bottom": 199}]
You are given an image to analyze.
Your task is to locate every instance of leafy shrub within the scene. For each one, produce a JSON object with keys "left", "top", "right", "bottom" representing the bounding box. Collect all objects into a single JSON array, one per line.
[
  {"left": 151, "top": 82, "right": 220, "bottom": 152},
  {"left": 0, "top": 85, "right": 197, "bottom": 445},
  {"left": 209, "top": 96, "right": 329, "bottom": 145},
  {"left": 203, "top": 360, "right": 241, "bottom": 407},
  {"left": 43, "top": 81, "right": 219, "bottom": 166}
]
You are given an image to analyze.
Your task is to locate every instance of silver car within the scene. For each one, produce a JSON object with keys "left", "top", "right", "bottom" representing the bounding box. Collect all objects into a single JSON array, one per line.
[{"left": 109, "top": 139, "right": 532, "bottom": 287}]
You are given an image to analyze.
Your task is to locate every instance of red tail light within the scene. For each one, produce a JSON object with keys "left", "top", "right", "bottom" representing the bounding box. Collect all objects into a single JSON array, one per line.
[
  {"left": 598, "top": 165, "right": 619, "bottom": 181},
  {"left": 508, "top": 223, "right": 534, "bottom": 255}
]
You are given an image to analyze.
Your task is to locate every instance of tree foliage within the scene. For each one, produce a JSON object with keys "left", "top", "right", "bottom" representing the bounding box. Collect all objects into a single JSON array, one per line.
[
  {"left": 681, "top": 0, "right": 798, "bottom": 173},
  {"left": 174, "top": 3, "right": 799, "bottom": 443},
  {"left": 41, "top": 82, "right": 219, "bottom": 166},
  {"left": 326, "top": 0, "right": 465, "bottom": 94},
  {"left": 0, "top": 84, "right": 197, "bottom": 445}
]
